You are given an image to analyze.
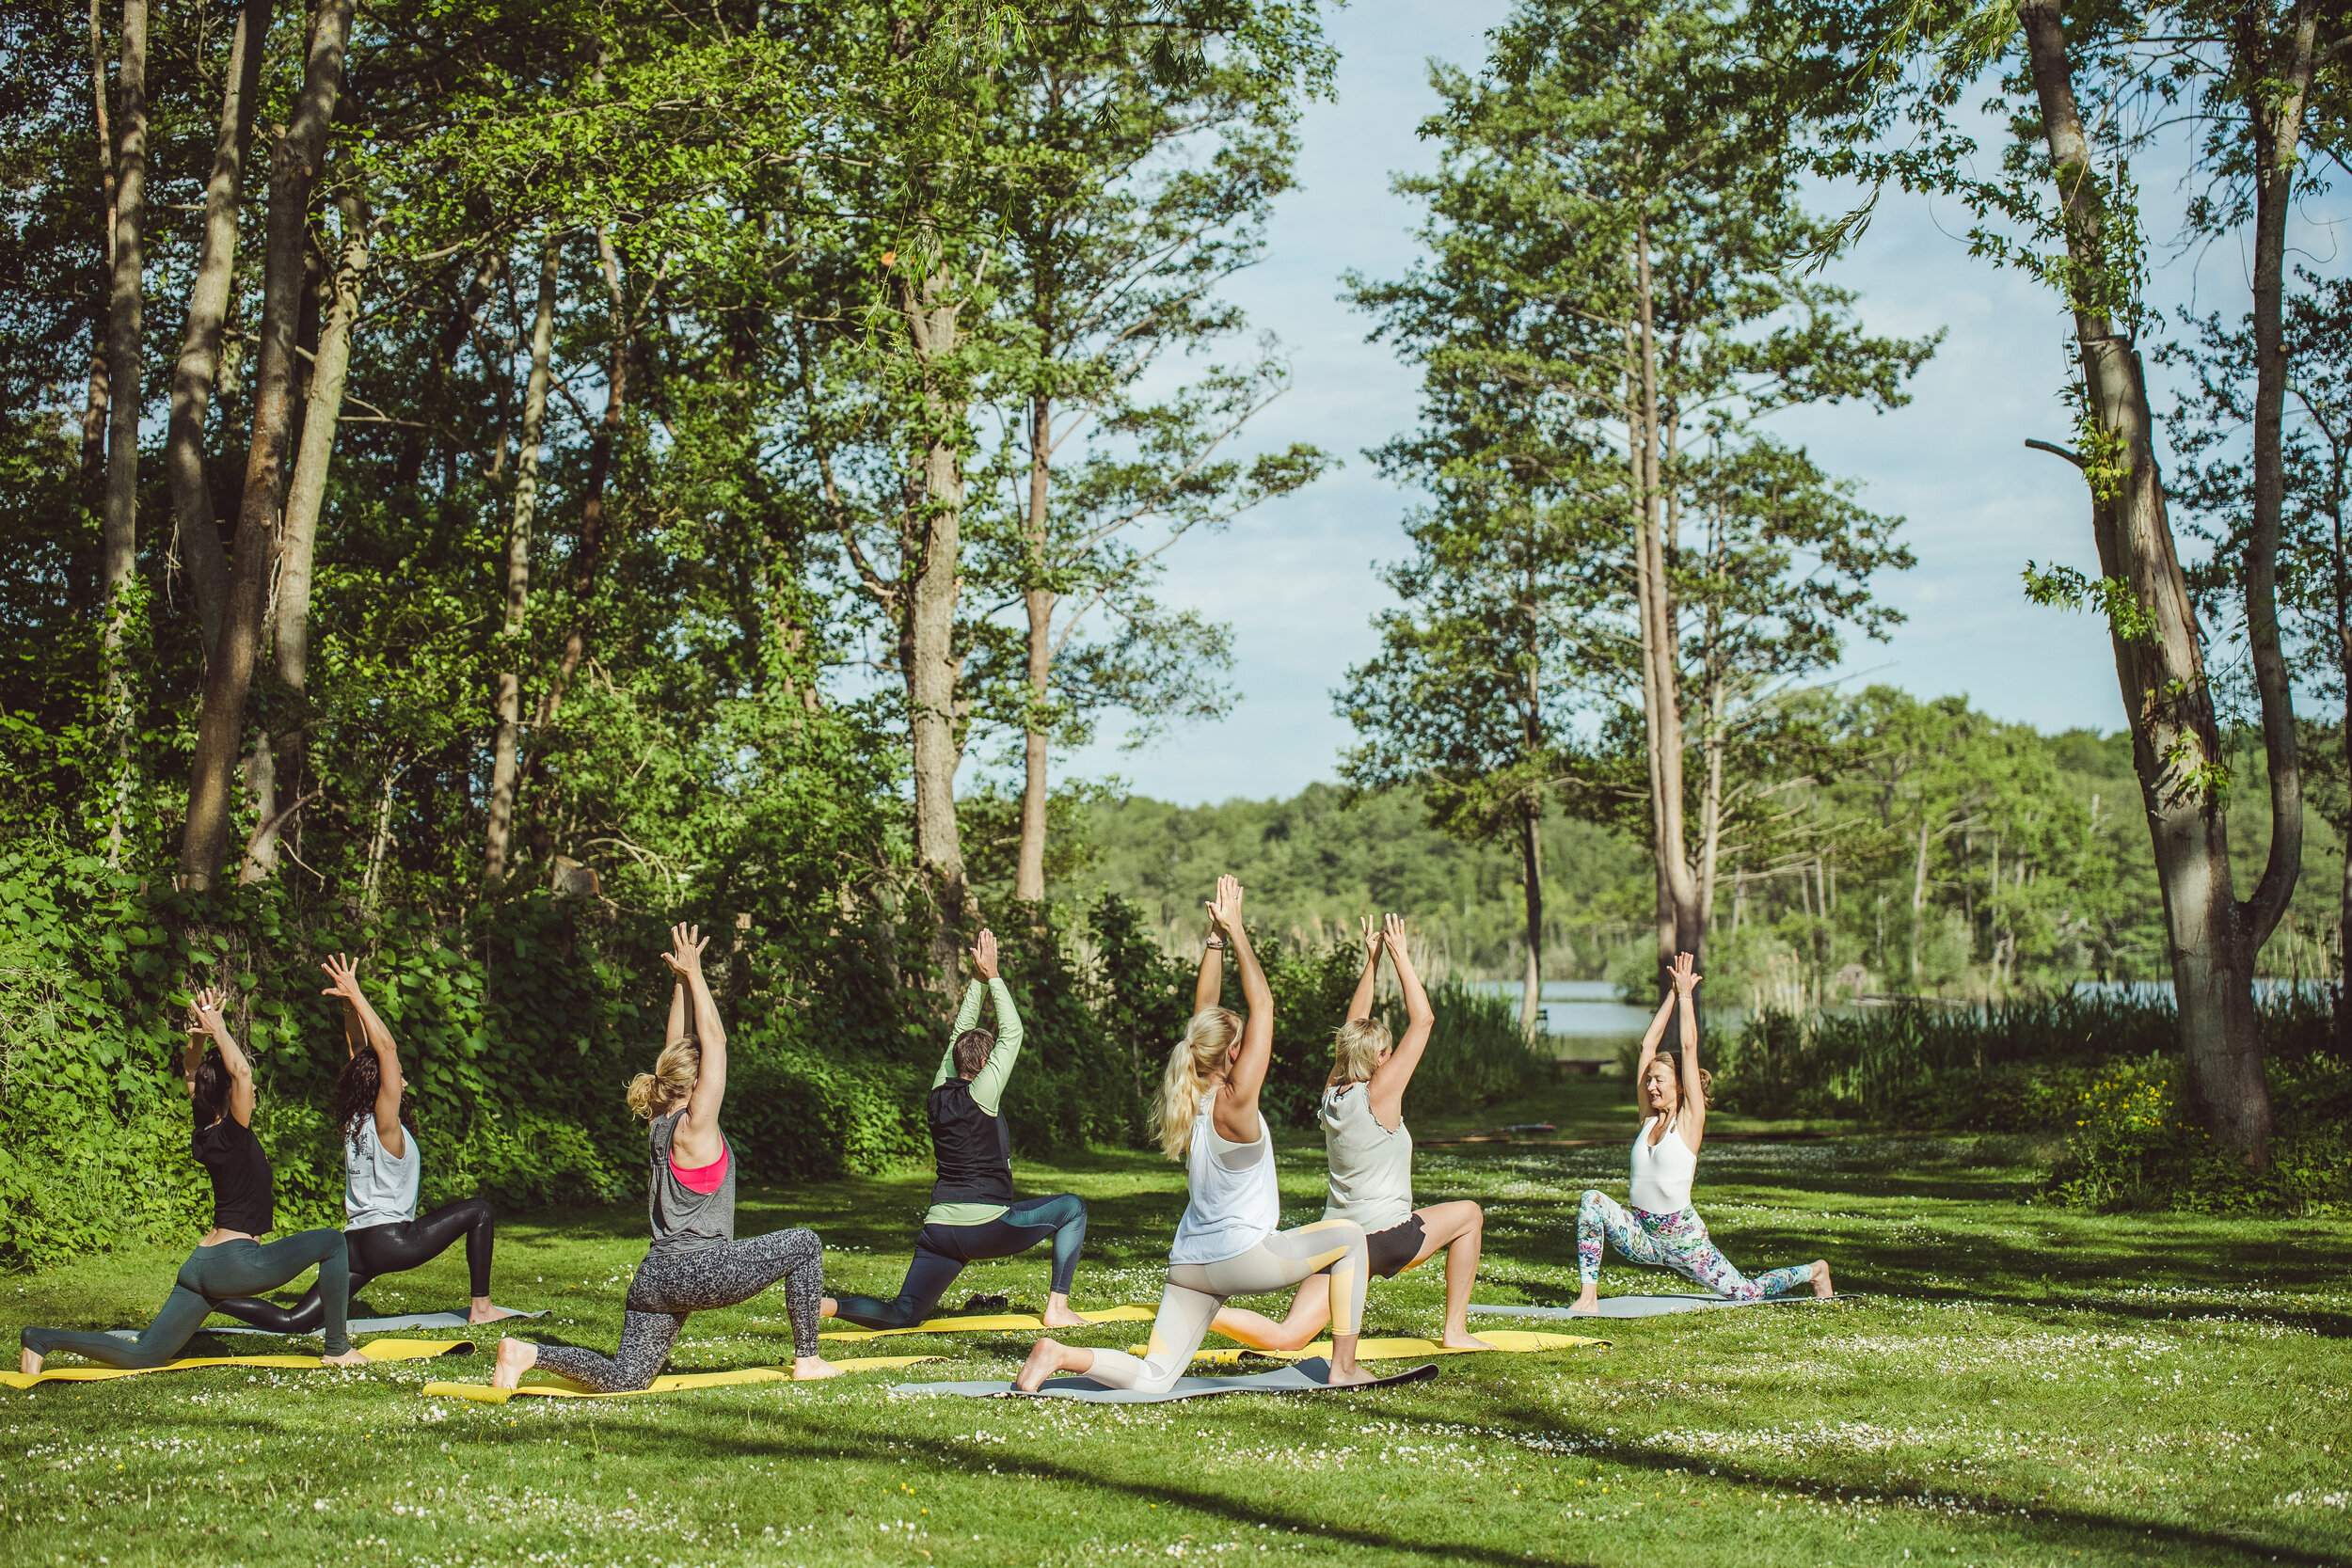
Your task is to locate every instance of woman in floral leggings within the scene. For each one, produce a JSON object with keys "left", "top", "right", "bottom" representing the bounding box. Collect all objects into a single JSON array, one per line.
[{"left": 1570, "top": 955, "right": 1830, "bottom": 1312}]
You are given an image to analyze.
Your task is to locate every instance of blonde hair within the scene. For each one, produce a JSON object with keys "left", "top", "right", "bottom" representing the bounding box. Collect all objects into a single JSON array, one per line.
[
  {"left": 1327, "top": 1018, "right": 1391, "bottom": 1086},
  {"left": 1643, "top": 1053, "right": 1712, "bottom": 1116},
  {"left": 627, "top": 1036, "right": 701, "bottom": 1121},
  {"left": 1152, "top": 1008, "right": 1242, "bottom": 1160}
]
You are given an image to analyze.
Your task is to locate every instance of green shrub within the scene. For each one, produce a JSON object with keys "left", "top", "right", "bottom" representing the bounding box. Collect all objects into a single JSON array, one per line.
[
  {"left": 2044, "top": 1056, "right": 2196, "bottom": 1209},
  {"left": 1406, "top": 981, "right": 1546, "bottom": 1117}
]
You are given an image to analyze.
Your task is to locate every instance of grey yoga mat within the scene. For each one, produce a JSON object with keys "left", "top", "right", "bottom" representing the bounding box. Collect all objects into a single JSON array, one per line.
[
  {"left": 1472, "top": 1294, "right": 1845, "bottom": 1321},
  {"left": 106, "top": 1307, "right": 548, "bottom": 1340},
  {"left": 893, "top": 1357, "right": 1440, "bottom": 1403}
]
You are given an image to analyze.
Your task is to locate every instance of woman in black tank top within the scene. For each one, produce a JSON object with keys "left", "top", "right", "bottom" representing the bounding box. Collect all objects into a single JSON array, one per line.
[{"left": 18, "top": 988, "right": 363, "bottom": 1374}]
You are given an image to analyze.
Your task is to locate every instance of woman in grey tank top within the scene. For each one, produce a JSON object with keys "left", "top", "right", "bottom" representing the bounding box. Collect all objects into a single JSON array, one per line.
[
  {"left": 490, "top": 925, "right": 840, "bottom": 1391},
  {"left": 1213, "top": 913, "right": 1495, "bottom": 1352}
]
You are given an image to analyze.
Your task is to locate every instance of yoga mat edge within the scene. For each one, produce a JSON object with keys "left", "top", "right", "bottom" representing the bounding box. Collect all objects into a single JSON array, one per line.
[
  {"left": 1, "top": 1338, "right": 472, "bottom": 1388},
  {"left": 893, "top": 1358, "right": 1441, "bottom": 1403},
  {"left": 818, "top": 1303, "right": 1156, "bottom": 1340},
  {"left": 420, "top": 1353, "right": 944, "bottom": 1402}
]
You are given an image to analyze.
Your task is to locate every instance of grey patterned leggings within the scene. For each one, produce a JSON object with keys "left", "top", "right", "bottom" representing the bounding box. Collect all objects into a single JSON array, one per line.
[{"left": 531, "top": 1227, "right": 823, "bottom": 1393}]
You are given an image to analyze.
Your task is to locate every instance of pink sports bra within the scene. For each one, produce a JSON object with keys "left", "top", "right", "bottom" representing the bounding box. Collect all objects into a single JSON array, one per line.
[{"left": 669, "top": 1144, "right": 729, "bottom": 1196}]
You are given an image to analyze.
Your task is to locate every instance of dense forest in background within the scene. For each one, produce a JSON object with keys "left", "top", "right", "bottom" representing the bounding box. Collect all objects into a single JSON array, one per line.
[{"left": 1064, "top": 694, "right": 2350, "bottom": 1008}]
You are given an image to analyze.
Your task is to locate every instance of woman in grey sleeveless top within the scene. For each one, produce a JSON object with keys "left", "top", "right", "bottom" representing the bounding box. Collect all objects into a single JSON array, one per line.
[
  {"left": 491, "top": 925, "right": 839, "bottom": 1391},
  {"left": 1212, "top": 912, "right": 1494, "bottom": 1352}
]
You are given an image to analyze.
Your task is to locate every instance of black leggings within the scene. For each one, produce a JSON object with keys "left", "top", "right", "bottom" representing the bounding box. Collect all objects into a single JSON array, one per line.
[
  {"left": 830, "top": 1192, "right": 1087, "bottom": 1330},
  {"left": 212, "top": 1198, "right": 496, "bottom": 1334}
]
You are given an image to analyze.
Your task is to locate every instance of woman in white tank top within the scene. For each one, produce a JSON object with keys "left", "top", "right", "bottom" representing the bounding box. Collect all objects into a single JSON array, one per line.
[
  {"left": 1211, "top": 912, "right": 1494, "bottom": 1353},
  {"left": 1017, "top": 878, "right": 1379, "bottom": 1394},
  {"left": 1569, "top": 954, "right": 1831, "bottom": 1312}
]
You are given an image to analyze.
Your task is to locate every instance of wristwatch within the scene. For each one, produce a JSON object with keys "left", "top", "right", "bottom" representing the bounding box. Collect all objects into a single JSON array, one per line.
[{"left": 1204, "top": 936, "right": 1227, "bottom": 950}]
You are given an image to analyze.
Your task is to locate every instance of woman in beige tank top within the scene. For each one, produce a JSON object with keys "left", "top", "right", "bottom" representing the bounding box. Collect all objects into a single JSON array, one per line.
[{"left": 1211, "top": 913, "right": 1494, "bottom": 1353}]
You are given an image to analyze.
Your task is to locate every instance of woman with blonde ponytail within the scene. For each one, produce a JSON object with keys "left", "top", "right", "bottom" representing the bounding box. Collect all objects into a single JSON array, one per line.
[
  {"left": 1212, "top": 912, "right": 1493, "bottom": 1354},
  {"left": 1017, "top": 877, "right": 1378, "bottom": 1394},
  {"left": 491, "top": 924, "right": 839, "bottom": 1391}
]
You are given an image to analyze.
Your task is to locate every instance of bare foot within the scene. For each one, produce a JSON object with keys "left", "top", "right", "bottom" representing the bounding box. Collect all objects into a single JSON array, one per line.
[
  {"left": 321, "top": 1348, "right": 370, "bottom": 1368},
  {"left": 467, "top": 1301, "right": 520, "bottom": 1325},
  {"left": 490, "top": 1338, "right": 537, "bottom": 1390},
  {"left": 819, "top": 1297, "right": 838, "bottom": 1319},
  {"left": 1812, "top": 1260, "right": 1835, "bottom": 1299},
  {"left": 1569, "top": 1289, "right": 1600, "bottom": 1315},
  {"left": 19, "top": 1350, "right": 40, "bottom": 1376},
  {"left": 1040, "top": 1296, "right": 1086, "bottom": 1331},
  {"left": 792, "top": 1354, "right": 844, "bottom": 1381},
  {"left": 1014, "top": 1337, "right": 1088, "bottom": 1393},
  {"left": 1320, "top": 1358, "right": 1378, "bottom": 1387},
  {"left": 1438, "top": 1329, "right": 1495, "bottom": 1351}
]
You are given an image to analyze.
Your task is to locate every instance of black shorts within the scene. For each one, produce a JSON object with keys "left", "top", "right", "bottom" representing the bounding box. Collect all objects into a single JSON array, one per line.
[{"left": 1319, "top": 1214, "right": 1426, "bottom": 1280}]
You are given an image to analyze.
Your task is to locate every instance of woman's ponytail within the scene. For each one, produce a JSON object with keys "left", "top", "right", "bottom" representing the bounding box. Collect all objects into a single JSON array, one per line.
[
  {"left": 1152, "top": 1008, "right": 1242, "bottom": 1161},
  {"left": 626, "top": 1036, "right": 701, "bottom": 1120}
]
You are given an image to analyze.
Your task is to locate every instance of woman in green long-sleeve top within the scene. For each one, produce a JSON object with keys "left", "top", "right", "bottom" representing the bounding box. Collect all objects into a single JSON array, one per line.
[{"left": 823, "top": 929, "right": 1089, "bottom": 1330}]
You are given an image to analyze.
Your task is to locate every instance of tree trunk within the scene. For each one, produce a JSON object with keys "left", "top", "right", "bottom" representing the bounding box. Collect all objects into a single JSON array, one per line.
[
  {"left": 2239, "top": 2, "right": 2317, "bottom": 954},
  {"left": 1911, "top": 816, "right": 1931, "bottom": 983},
  {"left": 100, "top": 0, "right": 150, "bottom": 867},
  {"left": 2018, "top": 0, "right": 2271, "bottom": 1160},
  {"left": 533, "top": 230, "right": 627, "bottom": 735},
  {"left": 1518, "top": 796, "right": 1544, "bottom": 1038},
  {"left": 1016, "top": 390, "right": 1053, "bottom": 905},
  {"left": 164, "top": 0, "right": 269, "bottom": 660},
  {"left": 899, "top": 264, "right": 977, "bottom": 948},
  {"left": 274, "top": 186, "right": 368, "bottom": 698},
  {"left": 485, "top": 238, "right": 559, "bottom": 884},
  {"left": 78, "top": 0, "right": 115, "bottom": 525},
  {"left": 1629, "top": 219, "right": 1703, "bottom": 999},
  {"left": 177, "top": 0, "right": 354, "bottom": 895}
]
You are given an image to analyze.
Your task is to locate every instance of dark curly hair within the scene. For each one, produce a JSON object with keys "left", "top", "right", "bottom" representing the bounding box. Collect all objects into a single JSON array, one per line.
[{"left": 333, "top": 1046, "right": 414, "bottom": 1142}]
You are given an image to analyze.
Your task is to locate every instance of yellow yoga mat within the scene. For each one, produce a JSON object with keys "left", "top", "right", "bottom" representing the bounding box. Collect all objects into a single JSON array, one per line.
[
  {"left": 0, "top": 1338, "right": 474, "bottom": 1389},
  {"left": 818, "top": 1304, "right": 1156, "bottom": 1341},
  {"left": 421, "top": 1354, "right": 944, "bottom": 1402},
  {"left": 1145, "top": 1330, "right": 1608, "bottom": 1365}
]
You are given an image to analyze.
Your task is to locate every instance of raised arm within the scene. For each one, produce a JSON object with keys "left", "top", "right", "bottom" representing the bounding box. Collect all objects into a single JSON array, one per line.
[
  {"left": 1345, "top": 915, "right": 1382, "bottom": 1024},
  {"left": 1193, "top": 921, "right": 1226, "bottom": 1016},
  {"left": 1671, "top": 953, "right": 1706, "bottom": 1151},
  {"left": 1206, "top": 877, "right": 1274, "bottom": 1142},
  {"left": 189, "top": 985, "right": 256, "bottom": 1128},
  {"left": 665, "top": 925, "right": 726, "bottom": 1162},
  {"left": 962, "top": 931, "right": 1025, "bottom": 1116},
  {"left": 1630, "top": 983, "right": 1677, "bottom": 1103},
  {"left": 665, "top": 973, "right": 688, "bottom": 1052},
  {"left": 1367, "top": 913, "right": 1435, "bottom": 1129},
  {"left": 322, "top": 953, "right": 405, "bottom": 1157}
]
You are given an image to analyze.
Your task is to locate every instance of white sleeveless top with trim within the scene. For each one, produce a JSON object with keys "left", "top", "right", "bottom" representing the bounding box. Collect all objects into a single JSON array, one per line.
[
  {"left": 1320, "top": 1083, "right": 1413, "bottom": 1231},
  {"left": 1169, "top": 1089, "right": 1279, "bottom": 1265},
  {"left": 1629, "top": 1112, "right": 1697, "bottom": 1213}
]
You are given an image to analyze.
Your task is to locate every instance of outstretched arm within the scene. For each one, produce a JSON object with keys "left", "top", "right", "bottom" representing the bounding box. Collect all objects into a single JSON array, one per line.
[
  {"left": 1207, "top": 878, "right": 1274, "bottom": 1142},
  {"left": 322, "top": 953, "right": 405, "bottom": 1157},
  {"left": 1630, "top": 985, "right": 1677, "bottom": 1101},
  {"left": 1193, "top": 924, "right": 1226, "bottom": 1016},
  {"left": 665, "top": 925, "right": 726, "bottom": 1162},
  {"left": 964, "top": 932, "right": 1025, "bottom": 1116},
  {"left": 1367, "top": 914, "right": 1434, "bottom": 1129},
  {"left": 1345, "top": 915, "right": 1382, "bottom": 1023},
  {"left": 1671, "top": 954, "right": 1707, "bottom": 1151},
  {"left": 189, "top": 986, "right": 256, "bottom": 1128}
]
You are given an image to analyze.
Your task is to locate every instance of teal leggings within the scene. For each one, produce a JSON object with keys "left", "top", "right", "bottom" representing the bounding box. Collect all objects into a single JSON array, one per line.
[{"left": 21, "top": 1231, "right": 351, "bottom": 1365}]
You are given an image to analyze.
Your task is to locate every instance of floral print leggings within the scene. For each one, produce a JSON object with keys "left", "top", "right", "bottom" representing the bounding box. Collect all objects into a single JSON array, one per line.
[{"left": 1576, "top": 1190, "right": 1816, "bottom": 1299}]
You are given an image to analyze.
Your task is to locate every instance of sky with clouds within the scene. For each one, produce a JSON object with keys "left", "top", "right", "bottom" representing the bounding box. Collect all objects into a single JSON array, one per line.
[{"left": 1041, "top": 0, "right": 2331, "bottom": 808}]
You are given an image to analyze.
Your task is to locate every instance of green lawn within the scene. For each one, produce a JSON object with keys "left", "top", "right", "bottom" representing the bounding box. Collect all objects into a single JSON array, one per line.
[{"left": 5, "top": 1091, "right": 2346, "bottom": 1567}]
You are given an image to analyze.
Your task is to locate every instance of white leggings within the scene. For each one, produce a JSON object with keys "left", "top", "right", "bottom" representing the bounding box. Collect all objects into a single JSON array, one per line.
[{"left": 1084, "top": 1218, "right": 1368, "bottom": 1394}]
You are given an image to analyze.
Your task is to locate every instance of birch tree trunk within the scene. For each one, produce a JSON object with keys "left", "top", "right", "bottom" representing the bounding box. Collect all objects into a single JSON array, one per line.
[
  {"left": 1016, "top": 390, "right": 1053, "bottom": 905},
  {"left": 274, "top": 184, "right": 369, "bottom": 698},
  {"left": 178, "top": 0, "right": 354, "bottom": 894},
  {"left": 2017, "top": 0, "right": 2273, "bottom": 1159},
  {"left": 164, "top": 0, "right": 269, "bottom": 660},
  {"left": 1518, "top": 795, "right": 1544, "bottom": 1038},
  {"left": 899, "top": 263, "right": 977, "bottom": 947},
  {"left": 79, "top": 0, "right": 114, "bottom": 522},
  {"left": 2239, "top": 1, "right": 2317, "bottom": 953},
  {"left": 100, "top": 0, "right": 150, "bottom": 866},
  {"left": 486, "top": 238, "right": 558, "bottom": 883}
]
